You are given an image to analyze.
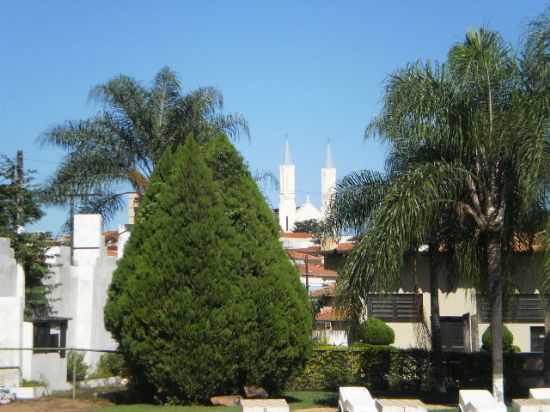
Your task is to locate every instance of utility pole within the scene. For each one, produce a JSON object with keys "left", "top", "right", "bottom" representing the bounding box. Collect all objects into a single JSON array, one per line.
[
  {"left": 14, "top": 150, "right": 24, "bottom": 234},
  {"left": 70, "top": 194, "right": 75, "bottom": 265},
  {"left": 305, "top": 254, "right": 310, "bottom": 294}
]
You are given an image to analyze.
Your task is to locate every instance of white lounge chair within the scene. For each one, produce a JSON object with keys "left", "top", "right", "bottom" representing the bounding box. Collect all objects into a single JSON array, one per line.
[
  {"left": 240, "top": 399, "right": 289, "bottom": 412},
  {"left": 375, "top": 398, "right": 427, "bottom": 412},
  {"left": 339, "top": 386, "right": 377, "bottom": 412},
  {"left": 459, "top": 390, "right": 506, "bottom": 412},
  {"left": 530, "top": 388, "right": 550, "bottom": 400},
  {"left": 512, "top": 397, "right": 550, "bottom": 412}
]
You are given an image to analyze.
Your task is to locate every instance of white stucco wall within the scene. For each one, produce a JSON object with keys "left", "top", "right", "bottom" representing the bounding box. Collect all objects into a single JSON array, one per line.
[
  {"left": 0, "top": 238, "right": 25, "bottom": 374},
  {"left": 45, "top": 215, "right": 119, "bottom": 369},
  {"left": 30, "top": 352, "right": 70, "bottom": 390},
  {"left": 313, "top": 329, "right": 347, "bottom": 346}
]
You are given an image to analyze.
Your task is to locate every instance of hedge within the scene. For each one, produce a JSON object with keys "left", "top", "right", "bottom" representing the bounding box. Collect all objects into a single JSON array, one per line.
[{"left": 288, "top": 346, "right": 538, "bottom": 397}]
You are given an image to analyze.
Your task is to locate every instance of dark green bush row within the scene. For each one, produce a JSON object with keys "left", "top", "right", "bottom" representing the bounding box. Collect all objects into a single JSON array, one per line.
[{"left": 288, "top": 346, "right": 539, "bottom": 397}]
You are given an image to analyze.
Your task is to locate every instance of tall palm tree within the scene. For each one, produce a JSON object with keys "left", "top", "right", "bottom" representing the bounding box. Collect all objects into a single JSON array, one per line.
[
  {"left": 40, "top": 66, "right": 250, "bottom": 220},
  {"left": 523, "top": 7, "right": 550, "bottom": 384},
  {"left": 339, "top": 28, "right": 549, "bottom": 402},
  {"left": 325, "top": 144, "right": 458, "bottom": 392}
]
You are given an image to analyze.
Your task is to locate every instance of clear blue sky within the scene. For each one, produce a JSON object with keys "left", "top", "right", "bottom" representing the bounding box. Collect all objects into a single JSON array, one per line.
[{"left": 0, "top": 1, "right": 546, "bottom": 234}]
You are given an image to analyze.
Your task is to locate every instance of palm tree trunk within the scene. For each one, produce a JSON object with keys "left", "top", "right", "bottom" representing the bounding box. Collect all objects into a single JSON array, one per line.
[
  {"left": 429, "top": 245, "right": 444, "bottom": 392},
  {"left": 544, "top": 304, "right": 550, "bottom": 384},
  {"left": 487, "top": 232, "right": 504, "bottom": 403}
]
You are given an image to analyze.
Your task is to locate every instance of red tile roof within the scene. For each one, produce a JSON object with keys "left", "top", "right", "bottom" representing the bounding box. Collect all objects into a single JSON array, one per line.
[
  {"left": 315, "top": 306, "right": 347, "bottom": 321},
  {"left": 280, "top": 231, "right": 314, "bottom": 239},
  {"left": 296, "top": 263, "right": 338, "bottom": 278}
]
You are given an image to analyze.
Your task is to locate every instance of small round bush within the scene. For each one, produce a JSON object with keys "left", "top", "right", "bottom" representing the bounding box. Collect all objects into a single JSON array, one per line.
[
  {"left": 359, "top": 318, "right": 395, "bottom": 345},
  {"left": 482, "top": 326, "right": 514, "bottom": 351}
]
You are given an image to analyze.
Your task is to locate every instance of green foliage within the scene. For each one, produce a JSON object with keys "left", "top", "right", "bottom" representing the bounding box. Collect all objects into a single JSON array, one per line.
[
  {"left": 481, "top": 326, "right": 514, "bottom": 352},
  {"left": 105, "top": 136, "right": 311, "bottom": 403},
  {"left": 294, "top": 219, "right": 322, "bottom": 234},
  {"left": 40, "top": 67, "right": 250, "bottom": 221},
  {"left": 67, "top": 351, "right": 88, "bottom": 382},
  {"left": 330, "top": 21, "right": 550, "bottom": 398},
  {"left": 289, "top": 347, "right": 532, "bottom": 397},
  {"left": 0, "top": 155, "right": 54, "bottom": 319},
  {"left": 94, "top": 353, "right": 127, "bottom": 378},
  {"left": 21, "top": 379, "right": 46, "bottom": 387},
  {"left": 358, "top": 318, "right": 395, "bottom": 345}
]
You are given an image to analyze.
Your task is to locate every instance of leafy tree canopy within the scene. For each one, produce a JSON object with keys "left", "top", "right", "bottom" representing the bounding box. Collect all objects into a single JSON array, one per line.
[
  {"left": 105, "top": 135, "right": 311, "bottom": 403},
  {"left": 40, "top": 66, "right": 250, "bottom": 221},
  {"left": 0, "top": 155, "right": 54, "bottom": 319}
]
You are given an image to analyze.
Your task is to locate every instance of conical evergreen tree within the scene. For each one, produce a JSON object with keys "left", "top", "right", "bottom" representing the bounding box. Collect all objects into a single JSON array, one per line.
[
  {"left": 203, "top": 134, "right": 311, "bottom": 392},
  {"left": 105, "top": 136, "right": 311, "bottom": 403}
]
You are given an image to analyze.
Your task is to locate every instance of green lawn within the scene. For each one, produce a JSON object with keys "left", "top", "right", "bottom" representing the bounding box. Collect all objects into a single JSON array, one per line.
[{"left": 98, "top": 391, "right": 337, "bottom": 412}]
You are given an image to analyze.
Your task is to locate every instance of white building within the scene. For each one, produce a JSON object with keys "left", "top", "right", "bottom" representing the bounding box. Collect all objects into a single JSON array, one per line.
[
  {"left": 278, "top": 141, "right": 336, "bottom": 232},
  {"left": 0, "top": 214, "right": 123, "bottom": 391}
]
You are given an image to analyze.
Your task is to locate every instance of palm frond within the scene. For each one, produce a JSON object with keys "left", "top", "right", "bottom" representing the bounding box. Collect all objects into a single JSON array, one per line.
[
  {"left": 341, "top": 162, "right": 470, "bottom": 303},
  {"left": 324, "top": 170, "right": 388, "bottom": 236}
]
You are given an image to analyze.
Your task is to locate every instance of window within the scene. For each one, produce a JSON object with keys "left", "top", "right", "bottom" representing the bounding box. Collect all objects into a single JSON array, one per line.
[
  {"left": 33, "top": 318, "right": 68, "bottom": 357},
  {"left": 479, "top": 294, "right": 544, "bottom": 323},
  {"left": 367, "top": 294, "right": 423, "bottom": 322},
  {"left": 531, "top": 326, "right": 545, "bottom": 353}
]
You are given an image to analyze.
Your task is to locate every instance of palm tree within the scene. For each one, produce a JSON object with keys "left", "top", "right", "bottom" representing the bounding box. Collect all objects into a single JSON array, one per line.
[
  {"left": 339, "top": 28, "right": 549, "bottom": 402},
  {"left": 40, "top": 66, "right": 250, "bottom": 220},
  {"left": 523, "top": 7, "right": 550, "bottom": 384},
  {"left": 325, "top": 145, "right": 458, "bottom": 392}
]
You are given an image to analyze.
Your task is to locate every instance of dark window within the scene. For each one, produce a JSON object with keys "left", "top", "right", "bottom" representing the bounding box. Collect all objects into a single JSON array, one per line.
[
  {"left": 531, "top": 326, "right": 545, "bottom": 352},
  {"left": 33, "top": 319, "right": 68, "bottom": 357},
  {"left": 441, "top": 316, "right": 465, "bottom": 351},
  {"left": 479, "top": 294, "right": 544, "bottom": 323},
  {"left": 367, "top": 294, "right": 423, "bottom": 322}
]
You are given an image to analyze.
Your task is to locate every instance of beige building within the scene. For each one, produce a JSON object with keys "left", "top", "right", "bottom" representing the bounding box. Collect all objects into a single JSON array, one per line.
[{"left": 320, "top": 247, "right": 547, "bottom": 353}]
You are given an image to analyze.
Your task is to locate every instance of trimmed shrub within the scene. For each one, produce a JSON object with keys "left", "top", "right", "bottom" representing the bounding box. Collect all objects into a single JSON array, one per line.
[
  {"left": 482, "top": 326, "right": 514, "bottom": 351},
  {"left": 66, "top": 351, "right": 88, "bottom": 382},
  {"left": 288, "top": 347, "right": 536, "bottom": 398},
  {"left": 105, "top": 137, "right": 311, "bottom": 403},
  {"left": 358, "top": 318, "right": 395, "bottom": 345},
  {"left": 94, "top": 353, "right": 127, "bottom": 378}
]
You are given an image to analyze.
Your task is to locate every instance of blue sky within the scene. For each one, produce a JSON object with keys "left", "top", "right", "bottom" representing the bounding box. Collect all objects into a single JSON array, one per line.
[{"left": 0, "top": 1, "right": 546, "bottom": 233}]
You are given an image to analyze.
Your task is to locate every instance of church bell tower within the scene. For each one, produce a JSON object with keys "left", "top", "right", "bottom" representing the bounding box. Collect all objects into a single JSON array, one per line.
[{"left": 279, "top": 140, "right": 296, "bottom": 232}]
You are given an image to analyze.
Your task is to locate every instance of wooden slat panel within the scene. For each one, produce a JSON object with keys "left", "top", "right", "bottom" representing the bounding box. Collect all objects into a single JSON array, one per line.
[
  {"left": 478, "top": 294, "right": 544, "bottom": 323},
  {"left": 367, "top": 293, "right": 422, "bottom": 322}
]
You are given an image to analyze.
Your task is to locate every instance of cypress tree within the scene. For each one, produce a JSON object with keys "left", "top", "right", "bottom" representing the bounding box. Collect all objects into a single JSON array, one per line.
[
  {"left": 203, "top": 134, "right": 311, "bottom": 393},
  {"left": 105, "top": 136, "right": 311, "bottom": 403}
]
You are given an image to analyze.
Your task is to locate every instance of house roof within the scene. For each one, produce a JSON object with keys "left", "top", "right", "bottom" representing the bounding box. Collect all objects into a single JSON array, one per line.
[
  {"left": 280, "top": 231, "right": 314, "bottom": 239},
  {"left": 296, "top": 263, "right": 338, "bottom": 278},
  {"left": 103, "top": 230, "right": 119, "bottom": 257},
  {"left": 287, "top": 250, "right": 323, "bottom": 263},
  {"left": 315, "top": 306, "right": 347, "bottom": 321}
]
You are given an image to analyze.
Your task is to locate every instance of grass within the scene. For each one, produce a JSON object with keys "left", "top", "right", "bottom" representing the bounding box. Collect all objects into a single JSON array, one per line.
[{"left": 98, "top": 390, "right": 337, "bottom": 412}]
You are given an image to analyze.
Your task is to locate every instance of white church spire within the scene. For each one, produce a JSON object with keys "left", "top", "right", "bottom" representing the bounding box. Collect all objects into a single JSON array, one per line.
[
  {"left": 279, "top": 139, "right": 296, "bottom": 232},
  {"left": 321, "top": 140, "right": 336, "bottom": 217},
  {"left": 324, "top": 140, "right": 334, "bottom": 169},
  {"left": 283, "top": 139, "right": 292, "bottom": 165}
]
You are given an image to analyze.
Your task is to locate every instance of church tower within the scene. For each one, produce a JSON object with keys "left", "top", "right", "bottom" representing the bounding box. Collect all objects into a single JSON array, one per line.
[
  {"left": 321, "top": 141, "right": 336, "bottom": 217},
  {"left": 279, "top": 140, "right": 296, "bottom": 232}
]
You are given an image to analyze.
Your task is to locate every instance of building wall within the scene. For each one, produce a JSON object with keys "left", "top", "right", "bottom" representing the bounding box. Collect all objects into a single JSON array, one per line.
[
  {"left": 45, "top": 215, "right": 119, "bottom": 369},
  {"left": 313, "top": 329, "right": 347, "bottom": 346},
  {"left": 0, "top": 239, "right": 25, "bottom": 374},
  {"left": 30, "top": 352, "right": 70, "bottom": 391}
]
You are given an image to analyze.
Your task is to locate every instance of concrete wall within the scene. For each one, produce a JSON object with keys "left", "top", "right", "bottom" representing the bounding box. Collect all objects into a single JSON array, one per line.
[
  {"left": 313, "top": 329, "right": 347, "bottom": 346},
  {"left": 30, "top": 352, "right": 70, "bottom": 391},
  {"left": 45, "top": 215, "right": 118, "bottom": 369},
  {"left": 0, "top": 239, "right": 25, "bottom": 374}
]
